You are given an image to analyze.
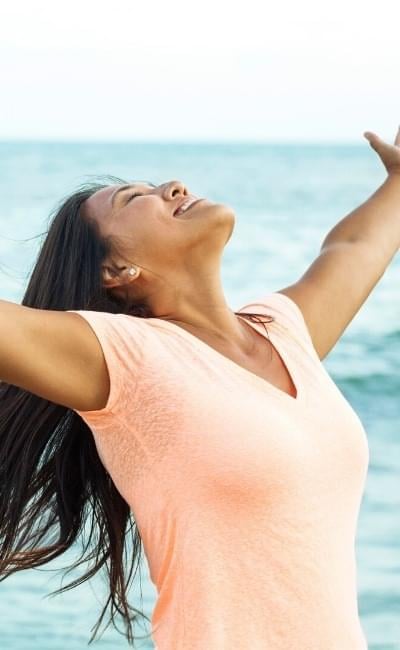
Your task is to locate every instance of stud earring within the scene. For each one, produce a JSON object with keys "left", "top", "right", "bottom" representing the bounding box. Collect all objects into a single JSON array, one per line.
[{"left": 128, "top": 267, "right": 136, "bottom": 276}]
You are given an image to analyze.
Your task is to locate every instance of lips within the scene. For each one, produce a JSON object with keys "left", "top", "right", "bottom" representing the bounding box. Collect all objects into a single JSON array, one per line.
[
  {"left": 173, "top": 196, "right": 196, "bottom": 217},
  {"left": 173, "top": 198, "right": 204, "bottom": 218}
]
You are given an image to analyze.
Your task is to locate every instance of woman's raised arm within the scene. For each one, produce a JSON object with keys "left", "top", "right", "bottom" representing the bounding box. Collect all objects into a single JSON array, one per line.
[{"left": 0, "top": 300, "right": 110, "bottom": 411}]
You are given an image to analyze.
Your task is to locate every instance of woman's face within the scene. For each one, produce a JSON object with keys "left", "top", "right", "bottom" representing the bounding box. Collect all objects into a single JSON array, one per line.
[{"left": 82, "top": 179, "right": 235, "bottom": 298}]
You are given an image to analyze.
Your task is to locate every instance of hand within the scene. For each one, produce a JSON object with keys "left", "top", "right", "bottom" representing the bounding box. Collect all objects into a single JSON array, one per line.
[{"left": 363, "top": 126, "right": 400, "bottom": 176}]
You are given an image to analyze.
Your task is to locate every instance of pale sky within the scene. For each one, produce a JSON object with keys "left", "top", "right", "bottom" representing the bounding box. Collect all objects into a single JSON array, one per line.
[{"left": 0, "top": 0, "right": 399, "bottom": 142}]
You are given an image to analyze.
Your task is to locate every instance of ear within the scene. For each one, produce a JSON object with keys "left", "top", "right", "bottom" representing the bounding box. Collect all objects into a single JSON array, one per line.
[{"left": 102, "top": 264, "right": 140, "bottom": 289}]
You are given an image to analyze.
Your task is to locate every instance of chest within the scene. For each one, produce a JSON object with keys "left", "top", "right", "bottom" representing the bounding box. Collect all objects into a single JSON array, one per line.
[
  {"left": 215, "top": 334, "right": 298, "bottom": 399},
  {"left": 186, "top": 322, "right": 299, "bottom": 400}
]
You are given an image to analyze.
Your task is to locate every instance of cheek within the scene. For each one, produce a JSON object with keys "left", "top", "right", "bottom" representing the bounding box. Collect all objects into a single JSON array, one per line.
[
  {"left": 140, "top": 223, "right": 189, "bottom": 266},
  {"left": 115, "top": 211, "right": 187, "bottom": 261},
  {"left": 126, "top": 219, "right": 169, "bottom": 256}
]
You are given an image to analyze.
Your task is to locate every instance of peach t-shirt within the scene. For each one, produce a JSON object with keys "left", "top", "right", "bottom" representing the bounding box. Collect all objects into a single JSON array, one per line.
[{"left": 69, "top": 291, "right": 370, "bottom": 649}]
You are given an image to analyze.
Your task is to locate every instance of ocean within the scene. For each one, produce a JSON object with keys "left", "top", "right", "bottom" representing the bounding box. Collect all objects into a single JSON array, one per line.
[{"left": 0, "top": 140, "right": 399, "bottom": 649}]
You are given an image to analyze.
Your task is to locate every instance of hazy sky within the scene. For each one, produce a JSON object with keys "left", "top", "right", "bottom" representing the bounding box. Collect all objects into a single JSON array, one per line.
[{"left": 1, "top": 0, "right": 399, "bottom": 142}]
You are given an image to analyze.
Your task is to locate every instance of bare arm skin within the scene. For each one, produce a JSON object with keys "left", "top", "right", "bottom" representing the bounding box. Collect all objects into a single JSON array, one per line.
[
  {"left": 279, "top": 173, "right": 400, "bottom": 360},
  {"left": 0, "top": 301, "right": 110, "bottom": 411}
]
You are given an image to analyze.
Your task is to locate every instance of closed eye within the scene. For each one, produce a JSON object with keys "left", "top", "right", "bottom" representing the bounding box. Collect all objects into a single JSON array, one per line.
[{"left": 127, "top": 193, "right": 142, "bottom": 202}]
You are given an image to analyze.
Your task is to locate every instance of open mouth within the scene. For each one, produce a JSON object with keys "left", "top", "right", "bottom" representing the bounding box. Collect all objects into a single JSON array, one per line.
[{"left": 173, "top": 198, "right": 205, "bottom": 218}]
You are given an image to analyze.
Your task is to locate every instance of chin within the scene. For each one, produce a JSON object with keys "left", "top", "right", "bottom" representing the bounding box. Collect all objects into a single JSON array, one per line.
[
  {"left": 205, "top": 203, "right": 236, "bottom": 246},
  {"left": 225, "top": 213, "right": 235, "bottom": 244},
  {"left": 184, "top": 203, "right": 235, "bottom": 252},
  {"left": 204, "top": 201, "right": 236, "bottom": 221}
]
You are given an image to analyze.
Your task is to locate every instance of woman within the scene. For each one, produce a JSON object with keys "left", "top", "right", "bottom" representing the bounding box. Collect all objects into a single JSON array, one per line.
[{"left": 0, "top": 129, "right": 399, "bottom": 649}]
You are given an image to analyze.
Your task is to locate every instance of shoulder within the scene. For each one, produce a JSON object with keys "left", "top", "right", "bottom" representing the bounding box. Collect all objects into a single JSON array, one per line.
[{"left": 237, "top": 291, "right": 320, "bottom": 359}]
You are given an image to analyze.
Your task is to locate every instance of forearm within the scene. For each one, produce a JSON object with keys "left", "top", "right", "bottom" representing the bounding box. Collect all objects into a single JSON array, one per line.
[{"left": 321, "top": 173, "right": 400, "bottom": 258}]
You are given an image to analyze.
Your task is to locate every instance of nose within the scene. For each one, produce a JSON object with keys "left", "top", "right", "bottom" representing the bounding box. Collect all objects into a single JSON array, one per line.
[{"left": 162, "top": 180, "right": 188, "bottom": 200}]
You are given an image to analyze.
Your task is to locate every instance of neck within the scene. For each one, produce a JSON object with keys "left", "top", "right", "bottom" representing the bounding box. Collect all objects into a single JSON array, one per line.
[{"left": 146, "top": 275, "right": 254, "bottom": 354}]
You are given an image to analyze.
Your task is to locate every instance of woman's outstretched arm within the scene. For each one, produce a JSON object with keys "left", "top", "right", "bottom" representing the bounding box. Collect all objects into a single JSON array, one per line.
[
  {"left": 0, "top": 300, "right": 110, "bottom": 411},
  {"left": 277, "top": 127, "right": 400, "bottom": 361}
]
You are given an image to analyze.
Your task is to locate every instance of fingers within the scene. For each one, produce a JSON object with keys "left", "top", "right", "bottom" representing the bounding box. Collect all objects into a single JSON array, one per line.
[
  {"left": 363, "top": 131, "right": 376, "bottom": 143},
  {"left": 364, "top": 127, "right": 400, "bottom": 150},
  {"left": 363, "top": 131, "right": 384, "bottom": 153}
]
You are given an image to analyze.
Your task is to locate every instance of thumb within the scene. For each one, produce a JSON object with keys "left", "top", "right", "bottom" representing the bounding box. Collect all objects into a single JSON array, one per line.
[{"left": 363, "top": 131, "right": 386, "bottom": 154}]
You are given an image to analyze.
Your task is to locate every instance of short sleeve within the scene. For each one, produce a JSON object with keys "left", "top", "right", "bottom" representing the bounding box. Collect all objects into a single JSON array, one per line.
[
  {"left": 238, "top": 291, "right": 319, "bottom": 358},
  {"left": 66, "top": 309, "right": 145, "bottom": 426}
]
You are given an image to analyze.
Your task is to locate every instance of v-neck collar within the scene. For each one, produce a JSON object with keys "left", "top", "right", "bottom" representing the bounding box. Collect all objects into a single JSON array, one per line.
[{"left": 149, "top": 311, "right": 306, "bottom": 407}]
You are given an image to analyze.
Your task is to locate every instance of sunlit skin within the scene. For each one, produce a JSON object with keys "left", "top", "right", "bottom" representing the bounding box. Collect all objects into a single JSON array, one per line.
[{"left": 82, "top": 180, "right": 261, "bottom": 356}]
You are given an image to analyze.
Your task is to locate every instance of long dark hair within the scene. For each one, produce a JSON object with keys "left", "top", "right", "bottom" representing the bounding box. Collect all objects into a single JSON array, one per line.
[{"left": 0, "top": 175, "right": 274, "bottom": 646}]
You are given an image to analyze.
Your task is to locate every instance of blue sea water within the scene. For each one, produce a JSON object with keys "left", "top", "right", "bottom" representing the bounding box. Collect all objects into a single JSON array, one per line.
[{"left": 0, "top": 140, "right": 399, "bottom": 649}]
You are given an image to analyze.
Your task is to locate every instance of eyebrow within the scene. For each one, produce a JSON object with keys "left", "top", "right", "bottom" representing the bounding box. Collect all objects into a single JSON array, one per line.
[{"left": 110, "top": 182, "right": 157, "bottom": 207}]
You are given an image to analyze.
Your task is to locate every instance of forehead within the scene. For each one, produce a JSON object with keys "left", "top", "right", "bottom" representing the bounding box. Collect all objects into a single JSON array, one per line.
[
  {"left": 83, "top": 186, "right": 116, "bottom": 222},
  {"left": 84, "top": 184, "right": 134, "bottom": 221}
]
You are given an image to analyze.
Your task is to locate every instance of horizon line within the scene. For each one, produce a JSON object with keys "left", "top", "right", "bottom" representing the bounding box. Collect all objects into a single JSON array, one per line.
[{"left": 0, "top": 137, "right": 366, "bottom": 146}]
